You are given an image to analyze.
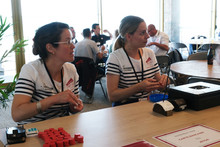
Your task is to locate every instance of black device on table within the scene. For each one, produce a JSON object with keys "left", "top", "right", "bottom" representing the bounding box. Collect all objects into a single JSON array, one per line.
[
  {"left": 168, "top": 82, "right": 220, "bottom": 111},
  {"left": 6, "top": 125, "right": 26, "bottom": 144}
]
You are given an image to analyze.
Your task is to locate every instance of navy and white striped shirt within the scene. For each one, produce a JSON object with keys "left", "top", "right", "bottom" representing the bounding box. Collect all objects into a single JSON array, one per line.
[
  {"left": 106, "top": 47, "right": 160, "bottom": 99},
  {"left": 15, "top": 59, "right": 79, "bottom": 124}
]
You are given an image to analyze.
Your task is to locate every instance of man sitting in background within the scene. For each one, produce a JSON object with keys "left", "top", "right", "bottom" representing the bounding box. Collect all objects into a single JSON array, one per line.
[
  {"left": 74, "top": 28, "right": 106, "bottom": 99},
  {"left": 146, "top": 24, "right": 169, "bottom": 56},
  {"left": 74, "top": 28, "right": 105, "bottom": 63}
]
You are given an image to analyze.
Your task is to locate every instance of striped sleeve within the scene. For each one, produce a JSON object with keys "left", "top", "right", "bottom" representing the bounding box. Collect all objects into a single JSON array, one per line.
[
  {"left": 106, "top": 53, "right": 121, "bottom": 75},
  {"left": 15, "top": 64, "right": 36, "bottom": 96}
]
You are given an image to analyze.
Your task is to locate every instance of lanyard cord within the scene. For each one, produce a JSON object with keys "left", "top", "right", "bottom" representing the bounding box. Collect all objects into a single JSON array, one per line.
[
  {"left": 43, "top": 60, "right": 64, "bottom": 93},
  {"left": 123, "top": 47, "right": 144, "bottom": 83}
]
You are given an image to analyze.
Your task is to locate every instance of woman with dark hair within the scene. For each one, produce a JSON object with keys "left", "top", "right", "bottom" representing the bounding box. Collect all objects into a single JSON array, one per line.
[
  {"left": 106, "top": 16, "right": 169, "bottom": 106},
  {"left": 12, "top": 22, "right": 83, "bottom": 124}
]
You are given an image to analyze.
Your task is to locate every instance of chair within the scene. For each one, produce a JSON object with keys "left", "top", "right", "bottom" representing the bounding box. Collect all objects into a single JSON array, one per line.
[
  {"left": 170, "top": 42, "right": 189, "bottom": 60},
  {"left": 73, "top": 57, "right": 107, "bottom": 103},
  {"left": 187, "top": 77, "right": 220, "bottom": 85},
  {"left": 156, "top": 55, "right": 169, "bottom": 74},
  {"left": 187, "top": 51, "right": 207, "bottom": 60},
  {"left": 156, "top": 55, "right": 176, "bottom": 86},
  {"left": 198, "top": 44, "right": 219, "bottom": 52},
  {"left": 191, "top": 35, "right": 207, "bottom": 40},
  {"left": 168, "top": 48, "right": 183, "bottom": 64},
  {"left": 168, "top": 49, "right": 188, "bottom": 85}
]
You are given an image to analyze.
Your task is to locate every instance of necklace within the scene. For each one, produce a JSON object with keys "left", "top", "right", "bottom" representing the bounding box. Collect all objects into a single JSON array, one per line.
[{"left": 43, "top": 60, "right": 64, "bottom": 93}]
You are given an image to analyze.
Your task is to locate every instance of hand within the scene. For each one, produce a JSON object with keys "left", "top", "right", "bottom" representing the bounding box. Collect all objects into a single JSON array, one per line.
[
  {"left": 101, "top": 45, "right": 105, "bottom": 51},
  {"left": 147, "top": 42, "right": 156, "bottom": 46},
  {"left": 103, "top": 29, "right": 109, "bottom": 33},
  {"left": 139, "top": 78, "right": 161, "bottom": 93},
  {"left": 158, "top": 74, "right": 170, "bottom": 90},
  {"left": 69, "top": 98, "right": 83, "bottom": 113},
  {"left": 103, "top": 50, "right": 108, "bottom": 54},
  {"left": 55, "top": 90, "right": 81, "bottom": 107}
]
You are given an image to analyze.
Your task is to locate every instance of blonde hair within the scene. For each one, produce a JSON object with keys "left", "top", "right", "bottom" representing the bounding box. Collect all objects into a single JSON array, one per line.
[{"left": 113, "top": 15, "right": 144, "bottom": 50}]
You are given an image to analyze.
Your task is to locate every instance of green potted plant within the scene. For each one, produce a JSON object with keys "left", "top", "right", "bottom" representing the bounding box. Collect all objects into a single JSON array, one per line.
[{"left": 0, "top": 15, "right": 27, "bottom": 109}]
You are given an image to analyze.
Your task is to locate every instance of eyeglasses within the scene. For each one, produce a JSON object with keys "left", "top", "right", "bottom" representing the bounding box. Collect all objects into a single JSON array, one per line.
[{"left": 53, "top": 40, "right": 74, "bottom": 45}]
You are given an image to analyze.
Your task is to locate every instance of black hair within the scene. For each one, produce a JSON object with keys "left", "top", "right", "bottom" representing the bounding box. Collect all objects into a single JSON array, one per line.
[
  {"left": 83, "top": 28, "right": 91, "bottom": 38},
  {"left": 91, "top": 23, "right": 99, "bottom": 32},
  {"left": 33, "top": 22, "right": 69, "bottom": 60}
]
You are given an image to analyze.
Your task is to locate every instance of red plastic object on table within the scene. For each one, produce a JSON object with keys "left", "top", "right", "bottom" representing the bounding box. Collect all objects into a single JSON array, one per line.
[{"left": 38, "top": 128, "right": 83, "bottom": 146}]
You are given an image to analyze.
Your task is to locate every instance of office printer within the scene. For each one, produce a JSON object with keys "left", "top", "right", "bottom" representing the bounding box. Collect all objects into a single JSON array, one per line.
[{"left": 168, "top": 82, "right": 220, "bottom": 110}]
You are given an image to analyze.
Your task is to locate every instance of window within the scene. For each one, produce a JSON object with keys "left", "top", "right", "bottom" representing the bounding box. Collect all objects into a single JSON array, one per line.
[
  {"left": 21, "top": 0, "right": 98, "bottom": 63},
  {"left": 178, "top": 0, "right": 212, "bottom": 42},
  {"left": 102, "top": 0, "right": 160, "bottom": 45},
  {"left": 216, "top": 0, "right": 220, "bottom": 39},
  {"left": 0, "top": 1, "right": 16, "bottom": 77}
]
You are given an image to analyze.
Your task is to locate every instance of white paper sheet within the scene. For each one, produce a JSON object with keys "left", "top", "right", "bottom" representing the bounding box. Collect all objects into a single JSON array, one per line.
[{"left": 154, "top": 124, "right": 220, "bottom": 147}]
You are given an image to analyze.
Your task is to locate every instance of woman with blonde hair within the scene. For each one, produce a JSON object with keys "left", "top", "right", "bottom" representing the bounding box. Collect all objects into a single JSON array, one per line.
[{"left": 106, "top": 16, "right": 169, "bottom": 106}]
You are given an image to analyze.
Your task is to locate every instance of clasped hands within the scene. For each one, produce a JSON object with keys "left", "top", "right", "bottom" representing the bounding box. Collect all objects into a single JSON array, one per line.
[
  {"left": 140, "top": 75, "right": 169, "bottom": 93},
  {"left": 56, "top": 90, "right": 83, "bottom": 113}
]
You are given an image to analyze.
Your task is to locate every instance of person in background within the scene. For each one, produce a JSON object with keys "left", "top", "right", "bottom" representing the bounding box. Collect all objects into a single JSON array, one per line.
[
  {"left": 11, "top": 22, "right": 83, "bottom": 124},
  {"left": 70, "top": 26, "right": 78, "bottom": 44},
  {"left": 109, "top": 29, "right": 119, "bottom": 53},
  {"left": 146, "top": 24, "right": 169, "bottom": 56},
  {"left": 91, "top": 23, "right": 112, "bottom": 51},
  {"left": 106, "top": 16, "right": 169, "bottom": 106},
  {"left": 74, "top": 28, "right": 106, "bottom": 99},
  {"left": 74, "top": 28, "right": 105, "bottom": 63},
  {"left": 216, "top": 45, "right": 220, "bottom": 65}
]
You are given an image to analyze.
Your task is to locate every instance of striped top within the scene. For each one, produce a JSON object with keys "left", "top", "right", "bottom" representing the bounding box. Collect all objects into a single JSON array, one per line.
[
  {"left": 106, "top": 47, "right": 160, "bottom": 99},
  {"left": 15, "top": 59, "right": 79, "bottom": 124}
]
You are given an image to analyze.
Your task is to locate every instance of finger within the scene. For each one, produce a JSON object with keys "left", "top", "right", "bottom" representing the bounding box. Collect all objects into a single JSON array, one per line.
[
  {"left": 69, "top": 99, "right": 79, "bottom": 107},
  {"left": 159, "top": 75, "right": 168, "bottom": 84},
  {"left": 67, "top": 93, "right": 79, "bottom": 106},
  {"left": 69, "top": 92, "right": 79, "bottom": 101},
  {"left": 76, "top": 99, "right": 83, "bottom": 105},
  {"left": 145, "top": 84, "right": 160, "bottom": 92},
  {"left": 74, "top": 100, "right": 83, "bottom": 110},
  {"left": 146, "top": 78, "right": 157, "bottom": 82}
]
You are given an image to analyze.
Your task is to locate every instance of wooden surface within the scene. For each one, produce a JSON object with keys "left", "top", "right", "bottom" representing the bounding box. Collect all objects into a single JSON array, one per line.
[
  {"left": 1, "top": 101, "right": 220, "bottom": 147},
  {"left": 170, "top": 60, "right": 220, "bottom": 79}
]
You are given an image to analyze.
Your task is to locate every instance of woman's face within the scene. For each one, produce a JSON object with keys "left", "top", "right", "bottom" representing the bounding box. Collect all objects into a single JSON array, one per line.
[
  {"left": 54, "top": 29, "right": 75, "bottom": 63},
  {"left": 128, "top": 22, "right": 149, "bottom": 48}
]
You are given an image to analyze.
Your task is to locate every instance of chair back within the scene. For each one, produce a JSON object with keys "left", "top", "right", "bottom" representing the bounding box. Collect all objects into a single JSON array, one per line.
[
  {"left": 156, "top": 55, "right": 169, "bottom": 73},
  {"left": 191, "top": 35, "right": 207, "bottom": 39},
  {"left": 170, "top": 42, "right": 187, "bottom": 49},
  {"left": 187, "top": 52, "right": 207, "bottom": 60},
  {"left": 168, "top": 49, "right": 183, "bottom": 64},
  {"left": 170, "top": 42, "right": 189, "bottom": 60},
  {"left": 156, "top": 55, "right": 176, "bottom": 85},
  {"left": 199, "top": 44, "right": 219, "bottom": 52},
  {"left": 73, "top": 57, "right": 97, "bottom": 97},
  {"left": 73, "top": 57, "right": 107, "bottom": 100},
  {"left": 168, "top": 49, "right": 185, "bottom": 84}
]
